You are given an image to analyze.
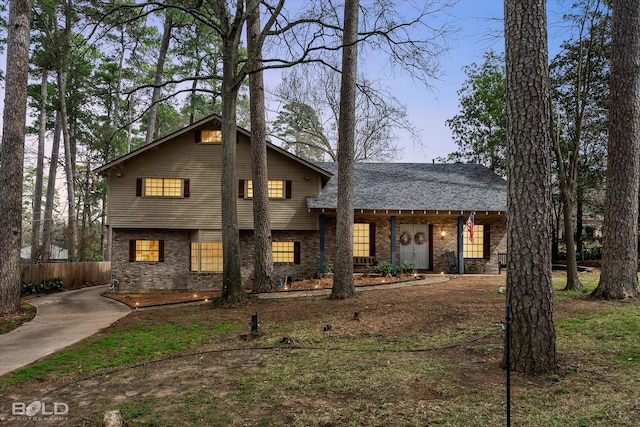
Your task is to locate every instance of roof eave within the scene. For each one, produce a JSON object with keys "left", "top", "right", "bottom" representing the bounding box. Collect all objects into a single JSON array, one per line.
[{"left": 307, "top": 206, "right": 507, "bottom": 215}]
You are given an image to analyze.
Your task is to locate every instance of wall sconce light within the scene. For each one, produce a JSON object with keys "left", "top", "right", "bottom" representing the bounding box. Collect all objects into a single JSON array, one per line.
[
  {"left": 303, "top": 175, "right": 311, "bottom": 181},
  {"left": 440, "top": 230, "right": 447, "bottom": 239}
]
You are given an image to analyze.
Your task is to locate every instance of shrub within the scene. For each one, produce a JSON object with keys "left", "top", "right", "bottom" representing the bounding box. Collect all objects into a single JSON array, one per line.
[
  {"left": 372, "top": 261, "right": 395, "bottom": 276},
  {"left": 558, "top": 246, "right": 603, "bottom": 261},
  {"left": 323, "top": 262, "right": 334, "bottom": 274},
  {"left": 399, "top": 261, "right": 417, "bottom": 275},
  {"left": 580, "top": 246, "right": 602, "bottom": 260},
  {"left": 21, "top": 278, "right": 63, "bottom": 296}
]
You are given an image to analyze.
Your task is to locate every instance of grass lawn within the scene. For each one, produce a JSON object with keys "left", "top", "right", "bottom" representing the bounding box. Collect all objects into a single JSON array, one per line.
[{"left": 0, "top": 271, "right": 639, "bottom": 426}]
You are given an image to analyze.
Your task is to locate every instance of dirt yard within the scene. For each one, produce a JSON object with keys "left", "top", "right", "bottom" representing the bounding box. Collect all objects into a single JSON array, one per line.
[{"left": 3, "top": 272, "right": 638, "bottom": 426}]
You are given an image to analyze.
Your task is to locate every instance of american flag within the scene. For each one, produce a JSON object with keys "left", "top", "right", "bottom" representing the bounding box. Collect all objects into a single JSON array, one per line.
[{"left": 466, "top": 211, "right": 475, "bottom": 243}]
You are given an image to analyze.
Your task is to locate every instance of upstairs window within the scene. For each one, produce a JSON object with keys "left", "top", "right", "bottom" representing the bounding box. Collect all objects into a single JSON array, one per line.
[
  {"left": 136, "top": 178, "right": 189, "bottom": 198},
  {"left": 248, "top": 180, "right": 283, "bottom": 199},
  {"left": 145, "top": 178, "right": 181, "bottom": 197},
  {"left": 239, "top": 179, "right": 291, "bottom": 199},
  {"left": 195, "top": 129, "right": 222, "bottom": 143}
]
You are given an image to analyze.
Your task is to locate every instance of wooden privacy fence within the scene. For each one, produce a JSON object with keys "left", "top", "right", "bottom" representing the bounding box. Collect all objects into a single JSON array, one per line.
[{"left": 21, "top": 262, "right": 111, "bottom": 290}]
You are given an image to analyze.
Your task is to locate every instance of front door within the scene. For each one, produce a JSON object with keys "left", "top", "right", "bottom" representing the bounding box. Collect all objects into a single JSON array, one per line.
[{"left": 399, "top": 224, "right": 429, "bottom": 269}]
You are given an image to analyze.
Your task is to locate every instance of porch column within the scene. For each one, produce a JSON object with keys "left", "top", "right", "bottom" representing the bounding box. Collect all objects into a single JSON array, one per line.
[
  {"left": 457, "top": 215, "right": 465, "bottom": 274},
  {"left": 319, "top": 214, "right": 326, "bottom": 273},
  {"left": 390, "top": 216, "right": 397, "bottom": 268}
]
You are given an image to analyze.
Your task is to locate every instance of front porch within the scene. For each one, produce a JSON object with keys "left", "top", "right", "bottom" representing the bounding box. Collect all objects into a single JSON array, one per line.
[{"left": 316, "top": 210, "right": 507, "bottom": 275}]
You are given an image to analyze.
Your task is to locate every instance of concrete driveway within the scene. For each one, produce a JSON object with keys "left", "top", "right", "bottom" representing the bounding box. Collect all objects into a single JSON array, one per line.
[{"left": 0, "top": 285, "right": 131, "bottom": 376}]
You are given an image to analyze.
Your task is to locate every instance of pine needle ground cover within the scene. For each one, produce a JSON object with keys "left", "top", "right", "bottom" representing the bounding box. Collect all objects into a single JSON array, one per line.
[{"left": 0, "top": 272, "right": 638, "bottom": 426}]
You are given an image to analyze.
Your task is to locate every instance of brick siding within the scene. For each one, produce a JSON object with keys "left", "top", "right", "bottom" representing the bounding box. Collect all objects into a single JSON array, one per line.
[
  {"left": 111, "top": 214, "right": 507, "bottom": 292},
  {"left": 112, "top": 228, "right": 320, "bottom": 293}
]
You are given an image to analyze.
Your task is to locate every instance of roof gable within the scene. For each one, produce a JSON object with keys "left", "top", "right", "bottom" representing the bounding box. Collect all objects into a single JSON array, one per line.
[{"left": 95, "top": 114, "right": 332, "bottom": 178}]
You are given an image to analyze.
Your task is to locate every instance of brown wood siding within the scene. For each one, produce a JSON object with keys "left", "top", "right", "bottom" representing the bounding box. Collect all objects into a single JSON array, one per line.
[
  {"left": 106, "top": 131, "right": 321, "bottom": 231},
  {"left": 235, "top": 133, "right": 320, "bottom": 230}
]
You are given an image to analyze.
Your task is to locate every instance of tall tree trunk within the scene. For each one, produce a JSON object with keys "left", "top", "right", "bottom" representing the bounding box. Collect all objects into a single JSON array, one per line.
[
  {"left": 551, "top": 114, "right": 582, "bottom": 292},
  {"left": 592, "top": 0, "right": 640, "bottom": 299},
  {"left": 32, "top": 68, "right": 49, "bottom": 263},
  {"left": 145, "top": 15, "right": 173, "bottom": 146},
  {"left": 79, "top": 160, "right": 92, "bottom": 261},
  {"left": 247, "top": 0, "right": 275, "bottom": 292},
  {"left": 552, "top": 204, "right": 560, "bottom": 262},
  {"left": 42, "top": 113, "right": 62, "bottom": 263},
  {"left": 0, "top": 0, "right": 32, "bottom": 315},
  {"left": 220, "top": 38, "right": 244, "bottom": 302},
  {"left": 504, "top": 0, "right": 558, "bottom": 373},
  {"left": 56, "top": 0, "right": 77, "bottom": 262},
  {"left": 559, "top": 182, "right": 582, "bottom": 291},
  {"left": 58, "top": 69, "right": 77, "bottom": 262},
  {"left": 554, "top": 5, "right": 602, "bottom": 291},
  {"left": 331, "top": 0, "right": 359, "bottom": 299}
]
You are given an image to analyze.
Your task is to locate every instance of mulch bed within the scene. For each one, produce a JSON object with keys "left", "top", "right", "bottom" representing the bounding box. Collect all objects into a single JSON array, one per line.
[
  {"left": 104, "top": 291, "right": 220, "bottom": 308},
  {"left": 104, "top": 274, "right": 420, "bottom": 308}
]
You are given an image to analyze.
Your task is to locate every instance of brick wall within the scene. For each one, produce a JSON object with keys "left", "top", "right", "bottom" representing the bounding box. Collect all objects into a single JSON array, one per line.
[
  {"left": 112, "top": 229, "right": 193, "bottom": 292},
  {"left": 240, "top": 230, "right": 321, "bottom": 284},
  {"left": 111, "top": 214, "right": 507, "bottom": 293},
  {"left": 112, "top": 228, "right": 320, "bottom": 293}
]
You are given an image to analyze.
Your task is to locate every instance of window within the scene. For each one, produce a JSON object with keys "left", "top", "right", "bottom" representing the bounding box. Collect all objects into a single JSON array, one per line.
[
  {"left": 353, "top": 223, "right": 371, "bottom": 257},
  {"left": 272, "top": 241, "right": 293, "bottom": 263},
  {"left": 195, "top": 129, "right": 222, "bottom": 143},
  {"left": 136, "top": 178, "right": 189, "bottom": 197},
  {"left": 272, "top": 241, "right": 300, "bottom": 264},
  {"left": 199, "top": 130, "right": 222, "bottom": 143},
  {"left": 240, "top": 179, "right": 291, "bottom": 199},
  {"left": 129, "top": 240, "right": 164, "bottom": 262},
  {"left": 248, "top": 180, "right": 284, "bottom": 198},
  {"left": 463, "top": 224, "right": 485, "bottom": 259},
  {"left": 191, "top": 242, "right": 223, "bottom": 272}
]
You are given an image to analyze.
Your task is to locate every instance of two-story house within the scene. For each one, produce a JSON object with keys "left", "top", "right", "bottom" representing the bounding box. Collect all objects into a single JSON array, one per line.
[{"left": 96, "top": 115, "right": 507, "bottom": 292}]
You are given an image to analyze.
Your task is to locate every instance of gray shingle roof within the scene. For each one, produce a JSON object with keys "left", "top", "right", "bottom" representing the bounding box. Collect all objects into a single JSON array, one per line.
[{"left": 307, "top": 162, "right": 507, "bottom": 212}]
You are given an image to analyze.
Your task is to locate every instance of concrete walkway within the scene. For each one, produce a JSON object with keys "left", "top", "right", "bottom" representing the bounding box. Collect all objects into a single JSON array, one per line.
[{"left": 0, "top": 285, "right": 131, "bottom": 376}]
